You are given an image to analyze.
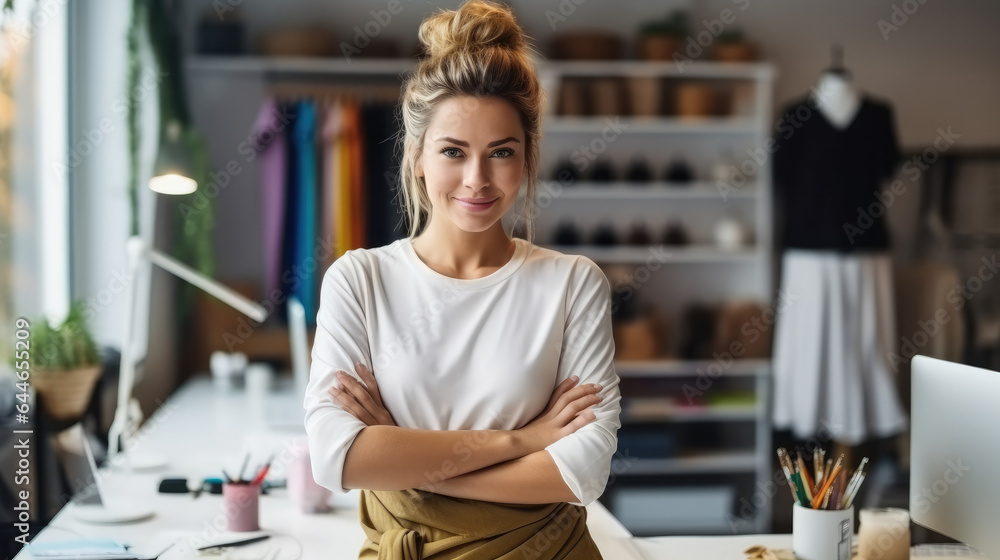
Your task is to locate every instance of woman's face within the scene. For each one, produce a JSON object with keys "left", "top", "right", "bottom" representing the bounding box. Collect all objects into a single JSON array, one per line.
[{"left": 416, "top": 96, "right": 525, "bottom": 234}]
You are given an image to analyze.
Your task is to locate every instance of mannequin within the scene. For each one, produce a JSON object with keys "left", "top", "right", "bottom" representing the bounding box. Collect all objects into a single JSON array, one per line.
[
  {"left": 771, "top": 47, "right": 908, "bottom": 455},
  {"left": 812, "top": 71, "right": 861, "bottom": 130}
]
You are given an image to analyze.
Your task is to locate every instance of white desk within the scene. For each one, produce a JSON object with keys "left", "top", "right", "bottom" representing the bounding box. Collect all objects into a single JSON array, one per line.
[{"left": 16, "top": 376, "right": 645, "bottom": 559}]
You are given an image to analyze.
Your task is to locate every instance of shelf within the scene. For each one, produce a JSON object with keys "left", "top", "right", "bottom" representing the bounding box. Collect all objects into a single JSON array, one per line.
[
  {"left": 612, "top": 451, "right": 758, "bottom": 476},
  {"left": 621, "top": 405, "right": 760, "bottom": 423},
  {"left": 544, "top": 116, "right": 758, "bottom": 134},
  {"left": 186, "top": 55, "right": 416, "bottom": 75},
  {"left": 539, "top": 60, "right": 776, "bottom": 80},
  {"left": 545, "top": 245, "right": 760, "bottom": 264},
  {"left": 615, "top": 358, "right": 770, "bottom": 377},
  {"left": 186, "top": 56, "right": 776, "bottom": 80},
  {"left": 531, "top": 182, "right": 760, "bottom": 200}
]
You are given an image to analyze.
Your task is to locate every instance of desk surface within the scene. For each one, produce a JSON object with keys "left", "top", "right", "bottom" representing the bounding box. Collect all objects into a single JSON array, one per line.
[{"left": 17, "top": 377, "right": 646, "bottom": 560}]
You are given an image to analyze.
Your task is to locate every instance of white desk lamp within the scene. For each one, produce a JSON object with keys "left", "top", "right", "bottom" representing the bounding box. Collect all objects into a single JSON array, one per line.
[{"left": 106, "top": 120, "right": 268, "bottom": 469}]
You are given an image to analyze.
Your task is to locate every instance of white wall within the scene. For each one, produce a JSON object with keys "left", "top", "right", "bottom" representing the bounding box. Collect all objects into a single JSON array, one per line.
[
  {"left": 178, "top": 0, "right": 1000, "bottom": 283},
  {"left": 71, "top": 0, "right": 177, "bottom": 416}
]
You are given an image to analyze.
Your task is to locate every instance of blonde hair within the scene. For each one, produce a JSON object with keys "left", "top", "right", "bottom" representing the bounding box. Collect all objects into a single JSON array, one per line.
[{"left": 396, "top": 0, "right": 543, "bottom": 241}]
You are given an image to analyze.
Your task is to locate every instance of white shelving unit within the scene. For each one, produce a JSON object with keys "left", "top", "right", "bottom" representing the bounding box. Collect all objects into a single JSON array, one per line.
[
  {"left": 535, "top": 60, "right": 776, "bottom": 535},
  {"left": 186, "top": 55, "right": 776, "bottom": 535}
]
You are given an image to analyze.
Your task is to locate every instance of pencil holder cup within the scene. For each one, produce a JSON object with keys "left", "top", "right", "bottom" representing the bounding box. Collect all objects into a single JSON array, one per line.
[
  {"left": 288, "top": 437, "right": 332, "bottom": 513},
  {"left": 222, "top": 482, "right": 261, "bottom": 532},
  {"left": 793, "top": 503, "right": 854, "bottom": 560}
]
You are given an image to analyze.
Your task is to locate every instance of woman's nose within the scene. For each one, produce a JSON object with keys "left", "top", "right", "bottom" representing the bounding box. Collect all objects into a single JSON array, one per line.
[{"left": 464, "top": 157, "right": 490, "bottom": 190}]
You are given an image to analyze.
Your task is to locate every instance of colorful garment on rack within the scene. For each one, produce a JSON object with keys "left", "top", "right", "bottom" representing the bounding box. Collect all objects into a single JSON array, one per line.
[
  {"left": 291, "top": 100, "right": 318, "bottom": 326},
  {"left": 321, "top": 100, "right": 344, "bottom": 273},
  {"left": 251, "top": 98, "right": 289, "bottom": 299},
  {"left": 358, "top": 489, "right": 604, "bottom": 559}
]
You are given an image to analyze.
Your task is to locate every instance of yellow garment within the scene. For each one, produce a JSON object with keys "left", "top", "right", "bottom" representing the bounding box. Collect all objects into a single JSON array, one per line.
[
  {"left": 334, "top": 102, "right": 352, "bottom": 260},
  {"left": 358, "top": 489, "right": 604, "bottom": 560}
]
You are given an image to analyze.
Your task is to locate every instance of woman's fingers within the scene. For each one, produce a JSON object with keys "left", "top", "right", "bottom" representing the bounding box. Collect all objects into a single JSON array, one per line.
[
  {"left": 557, "top": 392, "right": 603, "bottom": 424},
  {"left": 354, "top": 362, "right": 383, "bottom": 406},
  {"left": 335, "top": 372, "right": 384, "bottom": 417},
  {"left": 545, "top": 375, "right": 580, "bottom": 412},
  {"left": 566, "top": 408, "right": 598, "bottom": 433},
  {"left": 328, "top": 385, "right": 378, "bottom": 425},
  {"left": 555, "top": 382, "right": 602, "bottom": 413}
]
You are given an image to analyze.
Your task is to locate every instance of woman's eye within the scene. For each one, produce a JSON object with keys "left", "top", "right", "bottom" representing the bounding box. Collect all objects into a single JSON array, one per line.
[{"left": 440, "top": 147, "right": 515, "bottom": 158}]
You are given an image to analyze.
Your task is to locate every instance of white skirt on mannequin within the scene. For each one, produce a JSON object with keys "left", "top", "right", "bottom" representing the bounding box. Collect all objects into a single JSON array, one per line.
[{"left": 772, "top": 250, "right": 908, "bottom": 445}]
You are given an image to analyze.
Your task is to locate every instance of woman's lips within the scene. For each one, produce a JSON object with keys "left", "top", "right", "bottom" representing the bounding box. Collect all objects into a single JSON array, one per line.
[{"left": 454, "top": 198, "right": 498, "bottom": 212}]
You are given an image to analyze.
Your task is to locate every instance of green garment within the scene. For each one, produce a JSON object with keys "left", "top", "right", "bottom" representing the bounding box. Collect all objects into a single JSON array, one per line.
[{"left": 358, "top": 488, "right": 604, "bottom": 559}]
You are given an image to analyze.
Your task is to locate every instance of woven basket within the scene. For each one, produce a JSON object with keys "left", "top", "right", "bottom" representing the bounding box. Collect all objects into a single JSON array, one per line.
[{"left": 31, "top": 365, "right": 102, "bottom": 422}]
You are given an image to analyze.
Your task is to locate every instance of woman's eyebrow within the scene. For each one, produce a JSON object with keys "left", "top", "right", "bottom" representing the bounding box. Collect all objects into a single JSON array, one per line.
[{"left": 435, "top": 136, "right": 520, "bottom": 148}]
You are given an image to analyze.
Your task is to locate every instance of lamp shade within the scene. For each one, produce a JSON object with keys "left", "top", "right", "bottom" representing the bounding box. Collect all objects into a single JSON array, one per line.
[{"left": 149, "top": 120, "right": 197, "bottom": 195}]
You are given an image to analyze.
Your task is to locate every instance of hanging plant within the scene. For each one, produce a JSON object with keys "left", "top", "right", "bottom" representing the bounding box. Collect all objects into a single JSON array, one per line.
[{"left": 128, "top": 0, "right": 216, "bottom": 321}]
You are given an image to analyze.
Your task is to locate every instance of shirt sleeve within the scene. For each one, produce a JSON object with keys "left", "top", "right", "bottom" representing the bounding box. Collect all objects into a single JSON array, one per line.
[
  {"left": 544, "top": 256, "right": 623, "bottom": 507},
  {"left": 302, "top": 252, "right": 371, "bottom": 494}
]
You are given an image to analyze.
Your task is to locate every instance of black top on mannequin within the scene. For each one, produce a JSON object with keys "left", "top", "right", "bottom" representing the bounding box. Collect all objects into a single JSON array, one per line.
[{"left": 773, "top": 46, "right": 901, "bottom": 252}]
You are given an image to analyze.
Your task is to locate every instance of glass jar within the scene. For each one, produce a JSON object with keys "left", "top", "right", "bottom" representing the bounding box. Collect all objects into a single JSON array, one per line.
[{"left": 858, "top": 507, "right": 911, "bottom": 560}]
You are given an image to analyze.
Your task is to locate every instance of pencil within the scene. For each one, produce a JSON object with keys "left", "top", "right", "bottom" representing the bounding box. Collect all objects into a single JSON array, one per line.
[
  {"left": 796, "top": 451, "right": 815, "bottom": 501},
  {"left": 777, "top": 448, "right": 800, "bottom": 503},
  {"left": 841, "top": 456, "right": 869, "bottom": 508},
  {"left": 811, "top": 454, "right": 844, "bottom": 509},
  {"left": 844, "top": 472, "right": 867, "bottom": 508}
]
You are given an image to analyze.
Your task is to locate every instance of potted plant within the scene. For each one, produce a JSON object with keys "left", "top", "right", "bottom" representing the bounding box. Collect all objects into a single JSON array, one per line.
[
  {"left": 712, "top": 29, "right": 757, "bottom": 62},
  {"left": 636, "top": 10, "right": 688, "bottom": 61},
  {"left": 26, "top": 302, "right": 103, "bottom": 423}
]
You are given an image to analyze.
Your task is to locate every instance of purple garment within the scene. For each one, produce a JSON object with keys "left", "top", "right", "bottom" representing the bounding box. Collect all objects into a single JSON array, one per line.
[{"left": 253, "top": 98, "right": 290, "bottom": 298}]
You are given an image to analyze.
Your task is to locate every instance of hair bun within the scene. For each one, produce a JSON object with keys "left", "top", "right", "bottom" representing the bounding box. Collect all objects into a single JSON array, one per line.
[{"left": 418, "top": 0, "right": 524, "bottom": 60}]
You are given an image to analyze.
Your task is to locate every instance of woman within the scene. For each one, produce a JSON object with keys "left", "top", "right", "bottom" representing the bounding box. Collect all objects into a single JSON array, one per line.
[{"left": 303, "top": 1, "right": 621, "bottom": 558}]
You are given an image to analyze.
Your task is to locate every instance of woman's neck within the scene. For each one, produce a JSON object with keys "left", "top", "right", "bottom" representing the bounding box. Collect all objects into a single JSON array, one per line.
[
  {"left": 412, "top": 221, "right": 515, "bottom": 280},
  {"left": 812, "top": 72, "right": 861, "bottom": 129}
]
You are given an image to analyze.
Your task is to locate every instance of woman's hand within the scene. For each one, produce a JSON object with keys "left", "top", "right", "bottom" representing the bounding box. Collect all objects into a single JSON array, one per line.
[
  {"left": 328, "top": 362, "right": 397, "bottom": 427},
  {"left": 515, "top": 375, "right": 603, "bottom": 453}
]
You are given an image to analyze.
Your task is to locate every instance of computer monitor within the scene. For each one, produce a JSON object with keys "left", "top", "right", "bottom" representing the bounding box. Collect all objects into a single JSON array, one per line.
[
  {"left": 910, "top": 355, "right": 1000, "bottom": 558},
  {"left": 287, "top": 296, "right": 311, "bottom": 398}
]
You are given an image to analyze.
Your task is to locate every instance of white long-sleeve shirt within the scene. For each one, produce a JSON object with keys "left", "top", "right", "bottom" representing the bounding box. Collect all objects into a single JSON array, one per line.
[{"left": 303, "top": 236, "right": 622, "bottom": 506}]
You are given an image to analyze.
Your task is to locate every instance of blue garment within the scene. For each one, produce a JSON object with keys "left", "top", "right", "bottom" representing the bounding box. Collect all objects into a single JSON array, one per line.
[{"left": 292, "top": 100, "right": 318, "bottom": 326}]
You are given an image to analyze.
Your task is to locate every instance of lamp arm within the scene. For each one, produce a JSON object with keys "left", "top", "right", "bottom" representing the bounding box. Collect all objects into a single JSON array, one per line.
[
  {"left": 107, "top": 236, "right": 269, "bottom": 462},
  {"left": 143, "top": 247, "right": 268, "bottom": 323}
]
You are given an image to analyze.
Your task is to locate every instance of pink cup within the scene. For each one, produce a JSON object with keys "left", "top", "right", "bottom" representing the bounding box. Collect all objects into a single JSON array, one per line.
[
  {"left": 222, "top": 483, "right": 261, "bottom": 531},
  {"left": 288, "top": 437, "right": 332, "bottom": 513}
]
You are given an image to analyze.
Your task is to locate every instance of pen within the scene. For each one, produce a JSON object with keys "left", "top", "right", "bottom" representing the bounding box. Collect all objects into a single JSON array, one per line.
[
  {"left": 250, "top": 455, "right": 275, "bottom": 486},
  {"left": 196, "top": 535, "right": 271, "bottom": 551},
  {"left": 238, "top": 452, "right": 251, "bottom": 483}
]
